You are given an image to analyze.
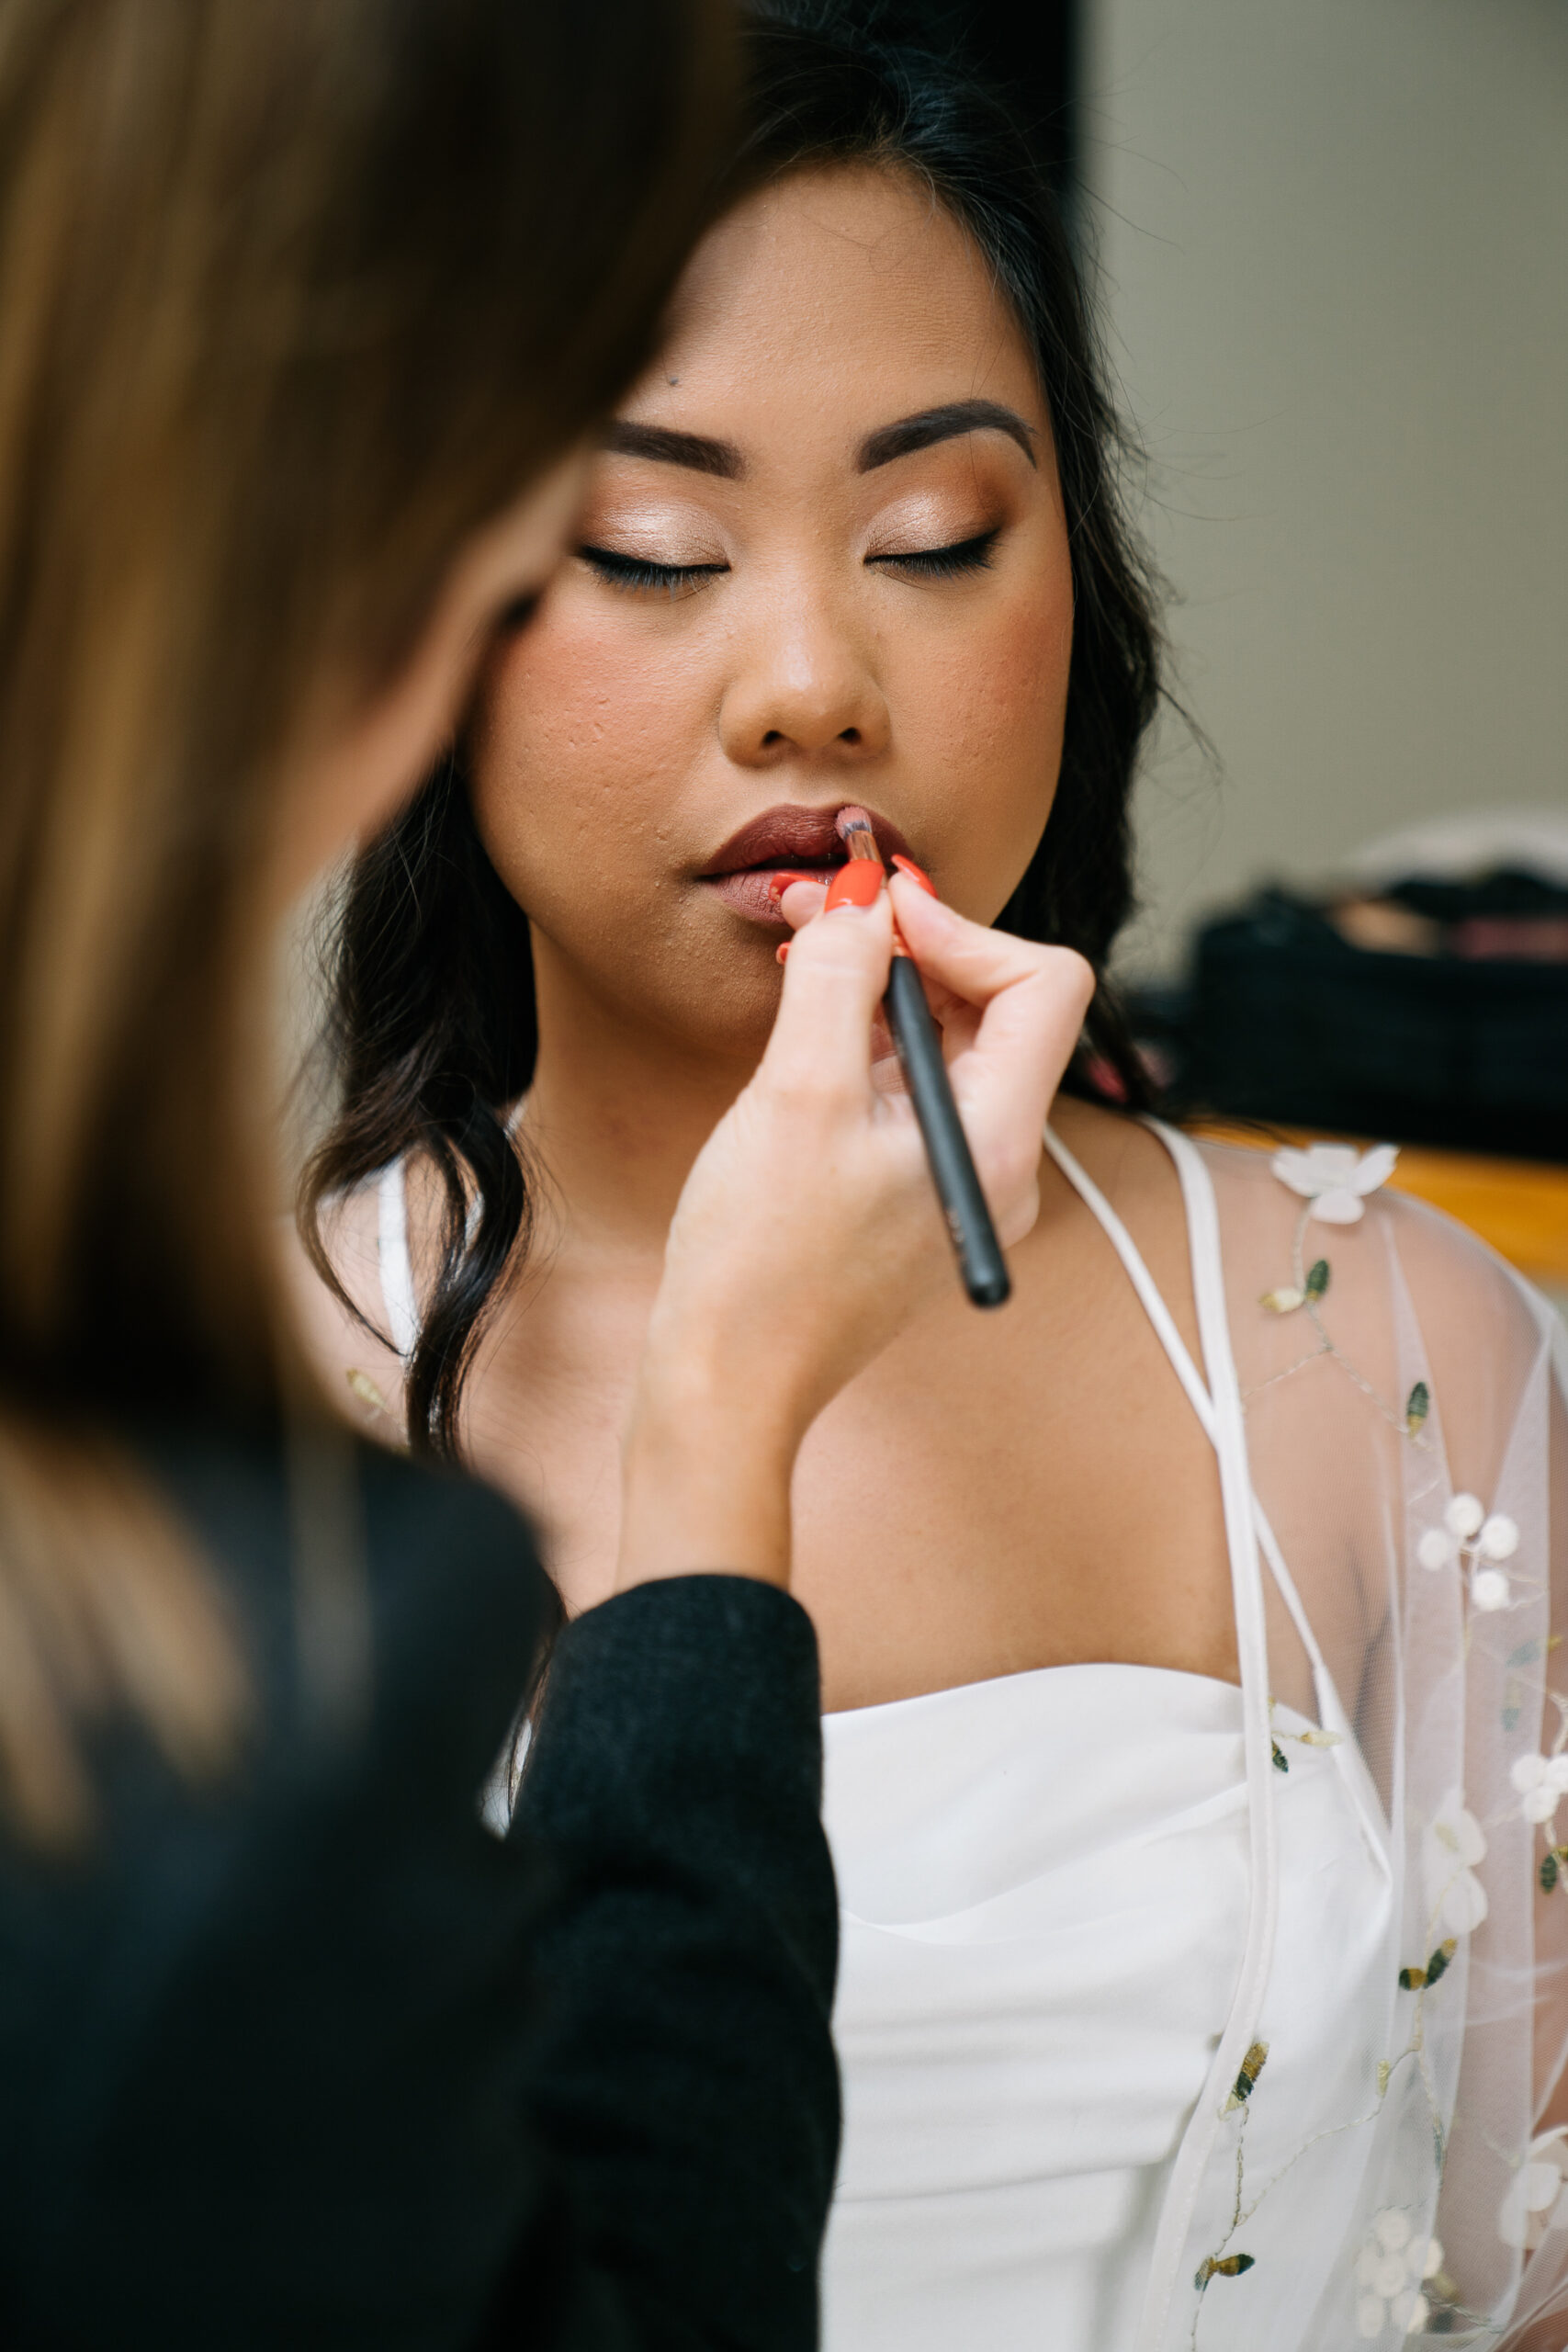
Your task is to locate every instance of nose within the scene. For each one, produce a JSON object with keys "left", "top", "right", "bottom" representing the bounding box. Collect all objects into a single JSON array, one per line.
[{"left": 718, "top": 590, "right": 890, "bottom": 770}]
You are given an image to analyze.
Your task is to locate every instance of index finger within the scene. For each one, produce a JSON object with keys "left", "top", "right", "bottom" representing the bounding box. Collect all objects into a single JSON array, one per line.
[{"left": 760, "top": 884, "right": 895, "bottom": 1100}]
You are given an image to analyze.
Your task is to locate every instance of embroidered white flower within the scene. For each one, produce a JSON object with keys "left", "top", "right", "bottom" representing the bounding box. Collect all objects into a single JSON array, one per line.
[
  {"left": 1415, "top": 1495, "right": 1520, "bottom": 1611},
  {"left": 1481, "top": 1514, "right": 1519, "bottom": 1561},
  {"left": 1353, "top": 2212, "right": 1443, "bottom": 2337},
  {"left": 1423, "top": 1788, "right": 1488, "bottom": 1937},
  {"left": 1511, "top": 1751, "right": 1568, "bottom": 1826},
  {"left": 1271, "top": 1141, "right": 1399, "bottom": 1225},
  {"left": 1499, "top": 2130, "right": 1568, "bottom": 2250}
]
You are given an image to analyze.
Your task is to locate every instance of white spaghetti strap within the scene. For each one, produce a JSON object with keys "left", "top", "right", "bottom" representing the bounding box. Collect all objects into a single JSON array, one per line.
[
  {"left": 377, "top": 1158, "right": 421, "bottom": 1363},
  {"left": 1043, "top": 1122, "right": 1280, "bottom": 2352},
  {"left": 1042, "top": 1126, "right": 1217, "bottom": 1440},
  {"left": 1131, "top": 1121, "right": 1280, "bottom": 2352},
  {"left": 1043, "top": 1126, "right": 1338, "bottom": 1707}
]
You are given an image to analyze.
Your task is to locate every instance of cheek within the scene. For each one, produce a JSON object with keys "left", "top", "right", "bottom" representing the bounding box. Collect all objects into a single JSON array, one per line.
[
  {"left": 468, "top": 608, "right": 713, "bottom": 929},
  {"left": 895, "top": 578, "right": 1074, "bottom": 924}
]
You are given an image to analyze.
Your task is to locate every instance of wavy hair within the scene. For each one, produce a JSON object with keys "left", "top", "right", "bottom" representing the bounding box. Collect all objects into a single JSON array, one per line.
[{"left": 304, "top": 7, "right": 1166, "bottom": 1460}]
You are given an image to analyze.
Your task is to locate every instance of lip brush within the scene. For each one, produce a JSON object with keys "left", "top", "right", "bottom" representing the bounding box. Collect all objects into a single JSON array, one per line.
[{"left": 835, "top": 807, "right": 1010, "bottom": 1310}]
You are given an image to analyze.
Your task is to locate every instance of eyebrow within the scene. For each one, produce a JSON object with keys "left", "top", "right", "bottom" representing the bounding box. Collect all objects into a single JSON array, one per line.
[
  {"left": 603, "top": 420, "right": 744, "bottom": 479},
  {"left": 858, "top": 400, "right": 1037, "bottom": 472}
]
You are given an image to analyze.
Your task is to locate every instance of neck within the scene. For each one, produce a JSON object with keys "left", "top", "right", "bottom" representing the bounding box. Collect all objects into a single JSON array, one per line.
[{"left": 520, "top": 940, "right": 762, "bottom": 1258}]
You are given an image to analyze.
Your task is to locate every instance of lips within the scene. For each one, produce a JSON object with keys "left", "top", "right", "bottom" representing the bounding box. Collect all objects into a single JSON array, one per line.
[{"left": 700, "top": 803, "right": 912, "bottom": 928}]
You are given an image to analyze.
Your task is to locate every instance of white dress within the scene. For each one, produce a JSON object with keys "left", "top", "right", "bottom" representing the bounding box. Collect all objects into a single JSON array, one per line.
[
  {"left": 362, "top": 1120, "right": 1568, "bottom": 2352},
  {"left": 818, "top": 1125, "right": 1394, "bottom": 2352}
]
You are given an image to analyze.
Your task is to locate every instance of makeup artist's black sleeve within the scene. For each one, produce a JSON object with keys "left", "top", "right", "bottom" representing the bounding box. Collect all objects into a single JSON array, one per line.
[
  {"left": 484, "top": 1576, "right": 841, "bottom": 2352},
  {"left": 0, "top": 1432, "right": 840, "bottom": 2352}
]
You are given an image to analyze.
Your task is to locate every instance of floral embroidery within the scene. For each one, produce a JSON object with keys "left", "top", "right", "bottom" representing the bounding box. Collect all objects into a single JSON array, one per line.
[
  {"left": 1224, "top": 2041, "right": 1269, "bottom": 2113},
  {"left": 1422, "top": 1790, "right": 1488, "bottom": 1936},
  {"left": 1271, "top": 1141, "right": 1399, "bottom": 1226},
  {"left": 1354, "top": 2213, "right": 1448, "bottom": 2339},
  {"left": 1416, "top": 1494, "right": 1521, "bottom": 1613},
  {"left": 1512, "top": 1749, "right": 1568, "bottom": 1826},
  {"left": 1499, "top": 2130, "right": 1568, "bottom": 2249},
  {"left": 1397, "top": 1938, "right": 1456, "bottom": 1993},
  {"left": 1194, "top": 2252, "right": 1255, "bottom": 2289},
  {"left": 1260, "top": 1258, "right": 1329, "bottom": 1317},
  {"left": 1254, "top": 1141, "right": 1428, "bottom": 1448}
]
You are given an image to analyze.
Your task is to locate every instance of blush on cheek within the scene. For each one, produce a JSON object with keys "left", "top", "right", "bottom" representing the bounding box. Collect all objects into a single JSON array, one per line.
[{"left": 903, "top": 599, "right": 1072, "bottom": 922}]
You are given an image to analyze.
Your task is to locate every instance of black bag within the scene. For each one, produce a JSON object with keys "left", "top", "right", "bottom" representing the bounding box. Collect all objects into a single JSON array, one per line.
[{"left": 1182, "top": 885, "right": 1568, "bottom": 1161}]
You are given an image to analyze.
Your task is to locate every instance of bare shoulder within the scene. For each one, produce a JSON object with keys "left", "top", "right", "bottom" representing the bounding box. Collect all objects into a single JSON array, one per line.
[
  {"left": 1042, "top": 1096, "right": 1200, "bottom": 1350},
  {"left": 1048, "top": 1094, "right": 1185, "bottom": 1223}
]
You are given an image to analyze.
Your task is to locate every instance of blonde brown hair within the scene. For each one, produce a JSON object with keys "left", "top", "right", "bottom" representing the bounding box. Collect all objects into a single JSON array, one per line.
[{"left": 0, "top": 0, "right": 731, "bottom": 1841}]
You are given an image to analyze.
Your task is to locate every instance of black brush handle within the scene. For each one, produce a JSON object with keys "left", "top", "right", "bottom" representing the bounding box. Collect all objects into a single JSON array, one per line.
[{"left": 883, "top": 955, "right": 1010, "bottom": 1309}]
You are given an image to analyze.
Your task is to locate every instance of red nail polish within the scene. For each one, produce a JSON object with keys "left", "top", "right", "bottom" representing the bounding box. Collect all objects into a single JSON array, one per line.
[
  {"left": 767, "top": 869, "right": 826, "bottom": 903},
  {"left": 824, "top": 859, "right": 883, "bottom": 912},
  {"left": 775, "top": 941, "right": 790, "bottom": 964},
  {"left": 891, "top": 854, "right": 937, "bottom": 897}
]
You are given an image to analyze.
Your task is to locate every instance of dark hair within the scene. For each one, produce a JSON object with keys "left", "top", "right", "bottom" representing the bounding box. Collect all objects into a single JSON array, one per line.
[{"left": 304, "top": 7, "right": 1165, "bottom": 1459}]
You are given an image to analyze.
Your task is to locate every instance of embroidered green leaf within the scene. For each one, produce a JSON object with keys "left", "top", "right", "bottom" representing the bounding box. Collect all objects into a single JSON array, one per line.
[
  {"left": 1400, "top": 1935, "right": 1460, "bottom": 1992},
  {"left": 1405, "top": 1937, "right": 1460, "bottom": 1993},
  {"left": 1195, "top": 2254, "right": 1256, "bottom": 2289},
  {"left": 1224, "top": 2041, "right": 1269, "bottom": 2112},
  {"left": 1503, "top": 1706, "right": 1522, "bottom": 1733},
  {"left": 1271, "top": 1740, "right": 1290, "bottom": 1773},
  {"left": 1543, "top": 1851, "right": 1560, "bottom": 1894},
  {"left": 1304, "top": 1258, "right": 1330, "bottom": 1300},
  {"left": 1509, "top": 1640, "right": 1544, "bottom": 1668},
  {"left": 1404, "top": 1381, "right": 1430, "bottom": 1437},
  {"left": 1260, "top": 1285, "right": 1304, "bottom": 1315}
]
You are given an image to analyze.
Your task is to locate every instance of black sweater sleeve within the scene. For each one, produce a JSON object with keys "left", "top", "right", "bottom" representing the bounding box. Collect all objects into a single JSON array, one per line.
[
  {"left": 0, "top": 1437, "right": 840, "bottom": 2352},
  {"left": 491, "top": 1577, "right": 840, "bottom": 2352}
]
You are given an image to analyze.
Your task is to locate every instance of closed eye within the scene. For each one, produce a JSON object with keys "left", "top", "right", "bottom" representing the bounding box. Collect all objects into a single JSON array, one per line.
[
  {"left": 580, "top": 545, "right": 728, "bottom": 597},
  {"left": 868, "top": 528, "right": 999, "bottom": 582}
]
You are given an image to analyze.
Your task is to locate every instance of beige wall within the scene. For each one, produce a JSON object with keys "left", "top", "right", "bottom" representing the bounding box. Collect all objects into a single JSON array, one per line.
[{"left": 1082, "top": 0, "right": 1568, "bottom": 981}]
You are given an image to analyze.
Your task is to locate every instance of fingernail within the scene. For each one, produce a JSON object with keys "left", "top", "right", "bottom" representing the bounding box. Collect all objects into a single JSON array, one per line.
[
  {"left": 824, "top": 860, "right": 883, "bottom": 912},
  {"left": 775, "top": 941, "right": 790, "bottom": 964},
  {"left": 891, "top": 854, "right": 937, "bottom": 897},
  {"left": 767, "top": 869, "right": 825, "bottom": 903}
]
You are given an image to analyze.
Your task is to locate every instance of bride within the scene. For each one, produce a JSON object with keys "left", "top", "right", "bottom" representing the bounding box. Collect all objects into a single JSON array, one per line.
[{"left": 296, "top": 16, "right": 1568, "bottom": 2349}]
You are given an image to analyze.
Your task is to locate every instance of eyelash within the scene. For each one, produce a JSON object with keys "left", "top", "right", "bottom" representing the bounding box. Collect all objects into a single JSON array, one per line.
[
  {"left": 580, "top": 546, "right": 727, "bottom": 596},
  {"left": 869, "top": 528, "right": 999, "bottom": 581},
  {"left": 579, "top": 524, "right": 1001, "bottom": 599}
]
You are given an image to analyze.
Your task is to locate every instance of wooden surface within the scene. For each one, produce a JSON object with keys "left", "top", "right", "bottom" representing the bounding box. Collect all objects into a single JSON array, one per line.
[{"left": 1195, "top": 1123, "right": 1568, "bottom": 1285}]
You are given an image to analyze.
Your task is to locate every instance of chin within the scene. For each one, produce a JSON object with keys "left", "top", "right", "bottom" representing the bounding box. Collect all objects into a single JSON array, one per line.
[{"left": 669, "top": 945, "right": 783, "bottom": 1069}]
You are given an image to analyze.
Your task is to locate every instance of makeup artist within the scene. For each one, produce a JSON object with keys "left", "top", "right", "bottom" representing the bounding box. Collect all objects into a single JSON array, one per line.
[{"left": 0, "top": 6, "right": 1091, "bottom": 2348}]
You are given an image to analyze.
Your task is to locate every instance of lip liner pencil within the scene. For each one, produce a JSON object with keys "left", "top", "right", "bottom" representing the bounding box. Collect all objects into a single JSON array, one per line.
[{"left": 836, "top": 806, "right": 1010, "bottom": 1310}]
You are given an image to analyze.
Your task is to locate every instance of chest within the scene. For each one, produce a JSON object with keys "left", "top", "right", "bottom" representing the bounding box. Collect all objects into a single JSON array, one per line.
[{"left": 464, "top": 1192, "right": 1238, "bottom": 1713}]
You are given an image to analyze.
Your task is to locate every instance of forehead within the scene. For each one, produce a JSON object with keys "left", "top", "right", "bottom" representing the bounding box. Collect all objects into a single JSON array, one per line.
[{"left": 626, "top": 163, "right": 1044, "bottom": 450}]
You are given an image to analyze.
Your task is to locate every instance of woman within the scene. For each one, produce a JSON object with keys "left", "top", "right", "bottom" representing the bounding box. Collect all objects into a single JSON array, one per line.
[
  {"left": 0, "top": 5, "right": 1089, "bottom": 2347},
  {"left": 302, "top": 16, "right": 1568, "bottom": 2352}
]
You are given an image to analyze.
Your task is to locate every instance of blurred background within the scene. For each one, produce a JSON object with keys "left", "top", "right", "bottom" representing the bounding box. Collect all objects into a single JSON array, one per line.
[{"left": 897, "top": 0, "right": 1568, "bottom": 1306}]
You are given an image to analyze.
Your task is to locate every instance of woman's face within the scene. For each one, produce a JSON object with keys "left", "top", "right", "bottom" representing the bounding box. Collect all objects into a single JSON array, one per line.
[{"left": 470, "top": 164, "right": 1074, "bottom": 1064}]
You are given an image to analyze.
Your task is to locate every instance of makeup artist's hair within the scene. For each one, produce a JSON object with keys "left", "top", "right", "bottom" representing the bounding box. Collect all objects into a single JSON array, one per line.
[
  {"left": 0, "top": 0, "right": 732, "bottom": 1842},
  {"left": 304, "top": 6, "right": 1165, "bottom": 1459}
]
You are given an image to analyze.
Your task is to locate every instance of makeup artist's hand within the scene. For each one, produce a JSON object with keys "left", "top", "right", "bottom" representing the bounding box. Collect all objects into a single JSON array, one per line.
[{"left": 617, "top": 873, "right": 1092, "bottom": 1591}]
